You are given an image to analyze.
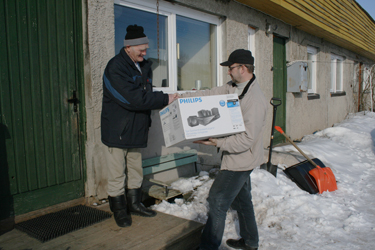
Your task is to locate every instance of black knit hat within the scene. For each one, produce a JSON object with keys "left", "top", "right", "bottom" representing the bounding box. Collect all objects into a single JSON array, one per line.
[
  {"left": 220, "top": 49, "right": 254, "bottom": 66},
  {"left": 124, "top": 25, "right": 149, "bottom": 46}
]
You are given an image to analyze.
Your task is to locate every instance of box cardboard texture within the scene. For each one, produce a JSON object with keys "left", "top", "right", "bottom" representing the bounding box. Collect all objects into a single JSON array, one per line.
[{"left": 159, "top": 94, "right": 246, "bottom": 147}]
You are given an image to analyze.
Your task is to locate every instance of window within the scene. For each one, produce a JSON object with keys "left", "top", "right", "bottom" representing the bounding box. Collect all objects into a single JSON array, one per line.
[
  {"left": 176, "top": 16, "right": 217, "bottom": 91},
  {"left": 330, "top": 54, "right": 344, "bottom": 92},
  {"left": 114, "top": 0, "right": 221, "bottom": 92},
  {"left": 307, "top": 46, "right": 317, "bottom": 93},
  {"left": 115, "top": 6, "right": 168, "bottom": 88},
  {"left": 248, "top": 26, "right": 256, "bottom": 74}
]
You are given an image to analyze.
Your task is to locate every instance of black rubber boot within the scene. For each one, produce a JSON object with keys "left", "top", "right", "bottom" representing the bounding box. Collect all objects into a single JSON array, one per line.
[
  {"left": 226, "top": 238, "right": 258, "bottom": 250},
  {"left": 127, "top": 188, "right": 157, "bottom": 217},
  {"left": 108, "top": 195, "right": 132, "bottom": 227}
]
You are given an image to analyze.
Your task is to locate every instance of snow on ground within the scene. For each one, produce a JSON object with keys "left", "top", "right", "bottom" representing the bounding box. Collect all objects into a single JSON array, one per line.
[{"left": 152, "top": 111, "right": 375, "bottom": 249}]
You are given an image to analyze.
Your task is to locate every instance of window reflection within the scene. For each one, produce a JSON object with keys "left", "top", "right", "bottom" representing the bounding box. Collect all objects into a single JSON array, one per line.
[
  {"left": 114, "top": 5, "right": 168, "bottom": 87},
  {"left": 176, "top": 16, "right": 216, "bottom": 90}
]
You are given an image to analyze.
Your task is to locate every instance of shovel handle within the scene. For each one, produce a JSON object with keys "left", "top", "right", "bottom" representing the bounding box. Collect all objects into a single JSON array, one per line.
[
  {"left": 274, "top": 126, "right": 318, "bottom": 168},
  {"left": 270, "top": 97, "right": 282, "bottom": 107}
]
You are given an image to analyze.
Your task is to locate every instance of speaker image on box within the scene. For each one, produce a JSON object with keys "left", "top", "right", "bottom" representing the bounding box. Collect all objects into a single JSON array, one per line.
[{"left": 187, "top": 107, "right": 220, "bottom": 127}]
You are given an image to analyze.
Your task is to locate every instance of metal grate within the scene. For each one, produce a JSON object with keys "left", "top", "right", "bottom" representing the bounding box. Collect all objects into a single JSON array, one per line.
[{"left": 15, "top": 205, "right": 111, "bottom": 242}]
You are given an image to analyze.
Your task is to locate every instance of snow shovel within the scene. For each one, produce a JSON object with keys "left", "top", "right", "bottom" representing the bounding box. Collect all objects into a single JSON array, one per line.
[
  {"left": 274, "top": 126, "right": 338, "bottom": 194},
  {"left": 260, "top": 97, "right": 282, "bottom": 177}
]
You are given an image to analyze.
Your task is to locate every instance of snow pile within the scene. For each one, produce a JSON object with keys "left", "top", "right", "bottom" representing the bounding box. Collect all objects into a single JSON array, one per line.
[{"left": 153, "top": 112, "right": 375, "bottom": 249}]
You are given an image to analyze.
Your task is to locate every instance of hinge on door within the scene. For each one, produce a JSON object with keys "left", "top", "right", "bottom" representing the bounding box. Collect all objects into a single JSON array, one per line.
[{"left": 68, "top": 90, "right": 80, "bottom": 112}]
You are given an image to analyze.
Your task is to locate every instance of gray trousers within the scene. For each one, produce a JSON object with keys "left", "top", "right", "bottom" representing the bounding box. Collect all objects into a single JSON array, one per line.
[{"left": 104, "top": 147, "right": 143, "bottom": 197}]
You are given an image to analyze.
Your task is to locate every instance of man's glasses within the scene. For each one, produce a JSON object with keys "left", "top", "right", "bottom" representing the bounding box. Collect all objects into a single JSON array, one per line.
[{"left": 228, "top": 65, "right": 242, "bottom": 72}]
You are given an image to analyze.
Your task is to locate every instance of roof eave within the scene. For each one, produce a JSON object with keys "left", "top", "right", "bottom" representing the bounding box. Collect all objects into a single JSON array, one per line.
[{"left": 236, "top": 0, "right": 375, "bottom": 62}]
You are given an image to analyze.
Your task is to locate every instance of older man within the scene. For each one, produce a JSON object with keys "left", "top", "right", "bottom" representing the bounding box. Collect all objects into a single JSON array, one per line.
[{"left": 101, "top": 25, "right": 177, "bottom": 227}]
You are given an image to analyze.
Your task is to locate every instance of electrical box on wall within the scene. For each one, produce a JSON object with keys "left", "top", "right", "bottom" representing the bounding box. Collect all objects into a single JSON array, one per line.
[{"left": 287, "top": 61, "right": 308, "bottom": 92}]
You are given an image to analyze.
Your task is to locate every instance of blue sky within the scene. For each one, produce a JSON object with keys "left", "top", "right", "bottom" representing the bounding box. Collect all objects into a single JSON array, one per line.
[{"left": 355, "top": 0, "right": 375, "bottom": 20}]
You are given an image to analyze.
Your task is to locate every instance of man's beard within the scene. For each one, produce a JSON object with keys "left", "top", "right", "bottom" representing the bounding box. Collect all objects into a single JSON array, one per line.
[{"left": 230, "top": 74, "right": 239, "bottom": 84}]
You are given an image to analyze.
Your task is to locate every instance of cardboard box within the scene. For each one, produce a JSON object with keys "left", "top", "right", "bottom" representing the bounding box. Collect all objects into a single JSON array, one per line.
[{"left": 159, "top": 94, "right": 245, "bottom": 147}]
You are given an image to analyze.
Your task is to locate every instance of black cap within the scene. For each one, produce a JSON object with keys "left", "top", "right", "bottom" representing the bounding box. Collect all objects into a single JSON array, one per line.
[
  {"left": 220, "top": 49, "right": 254, "bottom": 66},
  {"left": 124, "top": 25, "right": 149, "bottom": 46}
]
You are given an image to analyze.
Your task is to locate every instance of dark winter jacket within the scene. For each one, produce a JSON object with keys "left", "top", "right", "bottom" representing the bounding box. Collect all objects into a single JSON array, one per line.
[{"left": 101, "top": 48, "right": 169, "bottom": 148}]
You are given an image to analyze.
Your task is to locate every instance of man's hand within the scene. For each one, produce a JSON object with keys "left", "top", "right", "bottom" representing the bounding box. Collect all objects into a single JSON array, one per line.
[
  {"left": 193, "top": 138, "right": 217, "bottom": 146},
  {"left": 168, "top": 93, "right": 180, "bottom": 104}
]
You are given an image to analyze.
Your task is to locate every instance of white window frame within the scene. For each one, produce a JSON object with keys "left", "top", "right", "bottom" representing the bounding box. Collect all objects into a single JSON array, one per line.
[
  {"left": 330, "top": 54, "right": 344, "bottom": 92},
  {"left": 115, "top": 0, "right": 222, "bottom": 92},
  {"left": 248, "top": 26, "right": 256, "bottom": 74},
  {"left": 307, "top": 46, "right": 318, "bottom": 94}
]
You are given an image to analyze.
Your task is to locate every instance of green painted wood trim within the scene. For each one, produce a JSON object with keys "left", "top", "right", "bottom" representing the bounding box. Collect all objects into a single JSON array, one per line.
[
  {"left": 142, "top": 149, "right": 198, "bottom": 175},
  {"left": 273, "top": 36, "right": 287, "bottom": 145},
  {"left": 0, "top": 0, "right": 85, "bottom": 219},
  {"left": 13, "top": 180, "right": 84, "bottom": 215},
  {"left": 75, "top": 0, "right": 87, "bottom": 184},
  {"left": 143, "top": 155, "right": 198, "bottom": 175},
  {"left": 142, "top": 149, "right": 197, "bottom": 167}
]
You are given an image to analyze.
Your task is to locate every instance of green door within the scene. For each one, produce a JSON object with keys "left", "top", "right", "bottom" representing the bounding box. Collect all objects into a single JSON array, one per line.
[
  {"left": 273, "top": 36, "right": 287, "bottom": 144},
  {"left": 0, "top": 0, "right": 84, "bottom": 218}
]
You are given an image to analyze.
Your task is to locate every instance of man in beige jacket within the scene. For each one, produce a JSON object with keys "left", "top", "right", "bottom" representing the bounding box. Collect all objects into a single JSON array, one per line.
[{"left": 182, "top": 49, "right": 267, "bottom": 250}]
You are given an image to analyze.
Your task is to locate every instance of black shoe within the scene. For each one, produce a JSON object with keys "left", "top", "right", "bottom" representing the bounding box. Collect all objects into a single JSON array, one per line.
[
  {"left": 226, "top": 238, "right": 258, "bottom": 250},
  {"left": 127, "top": 188, "right": 157, "bottom": 217},
  {"left": 108, "top": 195, "right": 132, "bottom": 227}
]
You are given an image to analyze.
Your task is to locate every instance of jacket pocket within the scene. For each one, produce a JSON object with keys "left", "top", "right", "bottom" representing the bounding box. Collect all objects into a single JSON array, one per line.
[{"left": 119, "top": 116, "right": 131, "bottom": 140}]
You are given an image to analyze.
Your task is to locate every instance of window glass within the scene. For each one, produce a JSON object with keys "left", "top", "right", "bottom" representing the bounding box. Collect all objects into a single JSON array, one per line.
[
  {"left": 330, "top": 54, "right": 344, "bottom": 92},
  {"left": 176, "top": 15, "right": 217, "bottom": 90},
  {"left": 336, "top": 59, "right": 343, "bottom": 91},
  {"left": 307, "top": 46, "right": 317, "bottom": 93},
  {"left": 114, "top": 1, "right": 219, "bottom": 91},
  {"left": 248, "top": 27, "right": 256, "bottom": 74},
  {"left": 307, "top": 53, "right": 314, "bottom": 91},
  {"left": 115, "top": 5, "right": 168, "bottom": 87},
  {"left": 330, "top": 59, "right": 336, "bottom": 92}
]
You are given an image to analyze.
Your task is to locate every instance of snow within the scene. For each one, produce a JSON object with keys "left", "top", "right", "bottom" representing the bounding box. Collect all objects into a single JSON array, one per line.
[{"left": 152, "top": 111, "right": 375, "bottom": 249}]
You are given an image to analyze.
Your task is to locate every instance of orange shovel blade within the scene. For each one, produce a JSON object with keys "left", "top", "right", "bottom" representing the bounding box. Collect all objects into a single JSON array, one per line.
[{"left": 309, "top": 166, "right": 338, "bottom": 194}]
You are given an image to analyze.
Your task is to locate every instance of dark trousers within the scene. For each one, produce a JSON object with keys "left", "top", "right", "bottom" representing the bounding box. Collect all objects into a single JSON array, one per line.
[{"left": 199, "top": 170, "right": 259, "bottom": 250}]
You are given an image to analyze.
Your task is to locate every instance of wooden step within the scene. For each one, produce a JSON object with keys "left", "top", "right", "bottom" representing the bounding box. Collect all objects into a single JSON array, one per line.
[{"left": 0, "top": 203, "right": 204, "bottom": 250}]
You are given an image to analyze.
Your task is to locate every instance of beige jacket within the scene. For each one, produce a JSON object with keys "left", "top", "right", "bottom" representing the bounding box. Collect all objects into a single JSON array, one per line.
[{"left": 181, "top": 78, "right": 268, "bottom": 171}]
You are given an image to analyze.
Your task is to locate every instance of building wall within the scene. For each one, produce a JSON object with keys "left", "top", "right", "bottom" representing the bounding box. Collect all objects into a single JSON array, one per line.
[
  {"left": 83, "top": 0, "right": 374, "bottom": 199},
  {"left": 84, "top": 0, "right": 115, "bottom": 199},
  {"left": 285, "top": 26, "right": 372, "bottom": 139}
]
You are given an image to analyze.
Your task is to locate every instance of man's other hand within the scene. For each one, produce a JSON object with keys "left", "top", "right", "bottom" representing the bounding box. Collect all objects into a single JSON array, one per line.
[
  {"left": 193, "top": 138, "right": 217, "bottom": 146},
  {"left": 168, "top": 93, "right": 180, "bottom": 104}
]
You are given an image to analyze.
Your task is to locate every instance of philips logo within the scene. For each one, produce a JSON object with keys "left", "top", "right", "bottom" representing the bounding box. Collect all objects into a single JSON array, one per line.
[
  {"left": 179, "top": 97, "right": 202, "bottom": 104},
  {"left": 160, "top": 107, "right": 169, "bottom": 116}
]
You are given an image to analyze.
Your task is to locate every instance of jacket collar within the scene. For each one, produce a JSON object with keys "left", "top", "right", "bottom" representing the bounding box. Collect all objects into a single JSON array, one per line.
[
  {"left": 238, "top": 74, "right": 256, "bottom": 99},
  {"left": 227, "top": 75, "right": 257, "bottom": 99},
  {"left": 119, "top": 47, "right": 152, "bottom": 72}
]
